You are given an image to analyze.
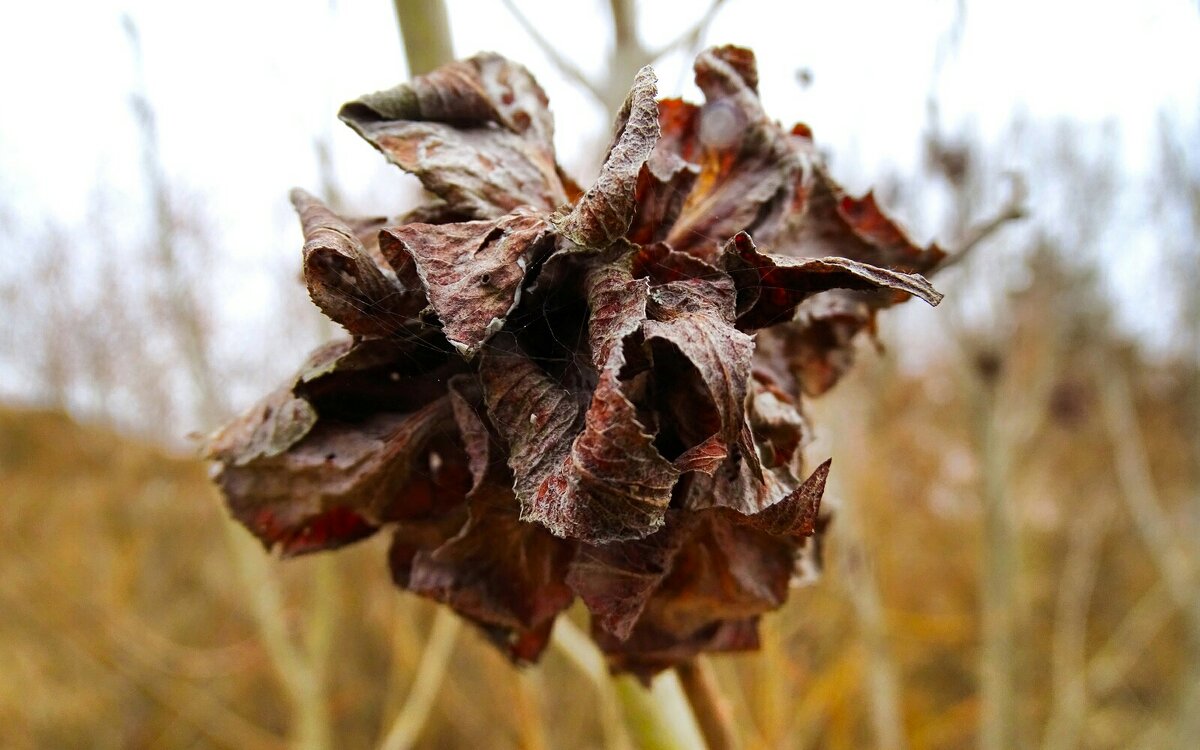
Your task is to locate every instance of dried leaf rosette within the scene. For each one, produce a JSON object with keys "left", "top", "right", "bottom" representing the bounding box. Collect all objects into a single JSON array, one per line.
[{"left": 207, "top": 46, "right": 944, "bottom": 679}]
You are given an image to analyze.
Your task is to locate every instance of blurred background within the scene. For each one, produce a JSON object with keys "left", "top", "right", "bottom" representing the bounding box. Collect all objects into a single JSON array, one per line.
[{"left": 2, "top": 0, "right": 1199, "bottom": 748}]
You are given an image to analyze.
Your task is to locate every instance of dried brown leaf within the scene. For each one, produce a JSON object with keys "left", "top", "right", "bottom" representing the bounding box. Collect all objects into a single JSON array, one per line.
[
  {"left": 660, "top": 46, "right": 804, "bottom": 261},
  {"left": 340, "top": 53, "right": 567, "bottom": 218},
  {"left": 639, "top": 245, "right": 754, "bottom": 455},
  {"left": 773, "top": 165, "right": 947, "bottom": 273},
  {"left": 294, "top": 337, "right": 461, "bottom": 418},
  {"left": 211, "top": 45, "right": 952, "bottom": 673},
  {"left": 211, "top": 398, "right": 461, "bottom": 557},
  {"left": 292, "top": 189, "right": 425, "bottom": 338},
  {"left": 566, "top": 512, "right": 697, "bottom": 641},
  {"left": 480, "top": 339, "right": 680, "bottom": 543},
  {"left": 626, "top": 150, "right": 699, "bottom": 245},
  {"left": 596, "top": 509, "right": 794, "bottom": 679},
  {"left": 727, "top": 458, "right": 829, "bottom": 536},
  {"left": 722, "top": 232, "right": 942, "bottom": 330},
  {"left": 404, "top": 480, "right": 575, "bottom": 663},
  {"left": 380, "top": 211, "right": 554, "bottom": 358},
  {"left": 206, "top": 340, "right": 473, "bottom": 556},
  {"left": 555, "top": 66, "right": 659, "bottom": 248}
]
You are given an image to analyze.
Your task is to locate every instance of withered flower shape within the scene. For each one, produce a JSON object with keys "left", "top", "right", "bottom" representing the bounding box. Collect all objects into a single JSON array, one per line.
[{"left": 207, "top": 47, "right": 944, "bottom": 678}]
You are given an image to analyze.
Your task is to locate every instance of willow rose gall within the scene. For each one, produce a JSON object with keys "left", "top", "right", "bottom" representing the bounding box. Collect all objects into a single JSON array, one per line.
[{"left": 207, "top": 46, "right": 944, "bottom": 679}]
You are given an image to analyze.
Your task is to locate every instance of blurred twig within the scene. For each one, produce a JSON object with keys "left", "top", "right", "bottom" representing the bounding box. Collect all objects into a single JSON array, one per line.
[
  {"left": 748, "top": 619, "right": 788, "bottom": 747},
  {"left": 124, "top": 32, "right": 333, "bottom": 744},
  {"left": 501, "top": 0, "right": 728, "bottom": 112},
  {"left": 224, "top": 527, "right": 334, "bottom": 750},
  {"left": 780, "top": 644, "right": 864, "bottom": 748},
  {"left": 828, "top": 403, "right": 910, "bottom": 750},
  {"left": 513, "top": 670, "right": 549, "bottom": 750},
  {"left": 124, "top": 15, "right": 228, "bottom": 430},
  {"left": 936, "top": 174, "right": 1027, "bottom": 273},
  {"left": 1096, "top": 357, "right": 1200, "bottom": 747},
  {"left": 648, "top": 0, "right": 729, "bottom": 60},
  {"left": 551, "top": 617, "right": 633, "bottom": 750},
  {"left": 820, "top": 399, "right": 909, "bottom": 750},
  {"left": 972, "top": 355, "right": 1017, "bottom": 750},
  {"left": 378, "top": 606, "right": 462, "bottom": 750},
  {"left": 612, "top": 672, "right": 707, "bottom": 750},
  {"left": 303, "top": 556, "right": 338, "bottom": 720},
  {"left": 1041, "top": 503, "right": 1110, "bottom": 750},
  {"left": 1096, "top": 362, "right": 1198, "bottom": 617},
  {"left": 498, "top": 0, "right": 602, "bottom": 103},
  {"left": 1085, "top": 581, "right": 1172, "bottom": 696},
  {"left": 554, "top": 616, "right": 707, "bottom": 750}
]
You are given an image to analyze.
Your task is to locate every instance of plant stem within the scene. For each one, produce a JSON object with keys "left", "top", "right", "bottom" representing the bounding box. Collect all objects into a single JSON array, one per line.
[
  {"left": 828, "top": 388, "right": 909, "bottom": 750},
  {"left": 676, "top": 658, "right": 738, "bottom": 750},
  {"left": 378, "top": 606, "right": 462, "bottom": 750},
  {"left": 974, "top": 373, "right": 1016, "bottom": 750},
  {"left": 551, "top": 617, "right": 632, "bottom": 749},
  {"left": 612, "top": 673, "right": 704, "bottom": 750},
  {"left": 222, "top": 524, "right": 332, "bottom": 750},
  {"left": 391, "top": 0, "right": 454, "bottom": 77}
]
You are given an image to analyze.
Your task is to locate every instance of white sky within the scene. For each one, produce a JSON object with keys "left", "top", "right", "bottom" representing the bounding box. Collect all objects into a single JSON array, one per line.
[{"left": 1, "top": 0, "right": 1198, "bottom": 404}]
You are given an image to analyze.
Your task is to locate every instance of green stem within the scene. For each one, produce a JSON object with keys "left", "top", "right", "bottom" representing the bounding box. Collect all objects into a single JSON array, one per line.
[
  {"left": 391, "top": 0, "right": 454, "bottom": 76},
  {"left": 613, "top": 673, "right": 705, "bottom": 750}
]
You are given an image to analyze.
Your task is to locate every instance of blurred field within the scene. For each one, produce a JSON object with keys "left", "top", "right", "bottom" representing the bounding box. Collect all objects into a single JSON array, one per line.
[{"left": 3, "top": 245, "right": 1196, "bottom": 749}]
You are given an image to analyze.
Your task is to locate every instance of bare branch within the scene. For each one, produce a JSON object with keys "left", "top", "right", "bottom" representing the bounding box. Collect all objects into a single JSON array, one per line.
[
  {"left": 936, "top": 172, "right": 1027, "bottom": 272},
  {"left": 1041, "top": 506, "right": 1110, "bottom": 750},
  {"left": 499, "top": 0, "right": 605, "bottom": 104},
  {"left": 608, "top": 0, "right": 644, "bottom": 58},
  {"left": 1097, "top": 362, "right": 1198, "bottom": 618},
  {"left": 1085, "top": 581, "right": 1172, "bottom": 696},
  {"left": 648, "top": 0, "right": 729, "bottom": 60}
]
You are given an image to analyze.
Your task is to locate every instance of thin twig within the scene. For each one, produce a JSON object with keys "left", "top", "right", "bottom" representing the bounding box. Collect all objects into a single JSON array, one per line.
[
  {"left": 1096, "top": 356, "right": 1200, "bottom": 748},
  {"left": 498, "top": 0, "right": 604, "bottom": 103},
  {"left": 133, "top": 15, "right": 314, "bottom": 745},
  {"left": 936, "top": 174, "right": 1027, "bottom": 273},
  {"left": 749, "top": 619, "right": 788, "bottom": 747},
  {"left": 676, "top": 658, "right": 739, "bottom": 750},
  {"left": 513, "top": 670, "right": 549, "bottom": 750},
  {"left": 1096, "top": 362, "right": 1198, "bottom": 618},
  {"left": 1041, "top": 504, "right": 1110, "bottom": 750},
  {"left": 1085, "top": 581, "right": 1172, "bottom": 696},
  {"left": 829, "top": 404, "right": 910, "bottom": 750},
  {"left": 613, "top": 671, "right": 708, "bottom": 750},
  {"left": 648, "top": 0, "right": 729, "bottom": 60},
  {"left": 556, "top": 617, "right": 700, "bottom": 749}
]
